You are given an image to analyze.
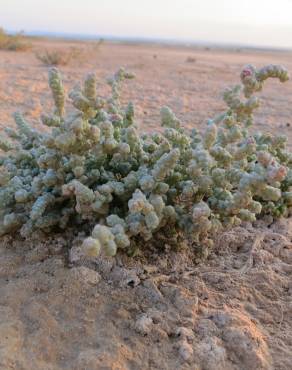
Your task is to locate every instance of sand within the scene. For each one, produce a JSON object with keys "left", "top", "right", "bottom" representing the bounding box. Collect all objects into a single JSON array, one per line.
[{"left": 0, "top": 39, "right": 292, "bottom": 369}]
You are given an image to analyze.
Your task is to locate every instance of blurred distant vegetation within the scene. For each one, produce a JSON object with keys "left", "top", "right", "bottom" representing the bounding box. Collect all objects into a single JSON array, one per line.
[
  {"left": 92, "top": 38, "right": 104, "bottom": 51},
  {"left": 186, "top": 56, "right": 196, "bottom": 63},
  {"left": 0, "top": 27, "right": 32, "bottom": 51},
  {"left": 35, "top": 38, "right": 104, "bottom": 66},
  {"left": 35, "top": 47, "right": 83, "bottom": 66}
]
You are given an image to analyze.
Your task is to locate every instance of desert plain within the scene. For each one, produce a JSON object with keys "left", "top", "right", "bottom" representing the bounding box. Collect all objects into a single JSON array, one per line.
[{"left": 0, "top": 38, "right": 292, "bottom": 369}]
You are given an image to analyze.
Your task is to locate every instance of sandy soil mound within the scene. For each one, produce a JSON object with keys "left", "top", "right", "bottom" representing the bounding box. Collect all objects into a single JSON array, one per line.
[{"left": 0, "top": 217, "right": 291, "bottom": 370}]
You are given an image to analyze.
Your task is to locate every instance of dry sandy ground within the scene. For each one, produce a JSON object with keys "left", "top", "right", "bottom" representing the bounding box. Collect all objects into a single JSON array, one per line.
[{"left": 0, "top": 39, "right": 292, "bottom": 369}]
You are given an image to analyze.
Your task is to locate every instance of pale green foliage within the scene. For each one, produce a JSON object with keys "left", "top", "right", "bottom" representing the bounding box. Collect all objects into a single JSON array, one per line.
[{"left": 0, "top": 64, "right": 291, "bottom": 257}]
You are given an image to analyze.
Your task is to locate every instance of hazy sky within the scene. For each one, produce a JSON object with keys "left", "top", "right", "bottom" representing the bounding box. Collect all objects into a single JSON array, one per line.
[{"left": 1, "top": 0, "right": 292, "bottom": 48}]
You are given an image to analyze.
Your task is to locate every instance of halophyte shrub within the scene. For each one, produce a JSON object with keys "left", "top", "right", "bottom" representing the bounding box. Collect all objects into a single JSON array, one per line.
[{"left": 0, "top": 64, "right": 291, "bottom": 257}]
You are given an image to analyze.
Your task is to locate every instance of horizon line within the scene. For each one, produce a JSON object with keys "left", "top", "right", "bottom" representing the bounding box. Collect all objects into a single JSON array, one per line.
[{"left": 6, "top": 28, "right": 292, "bottom": 53}]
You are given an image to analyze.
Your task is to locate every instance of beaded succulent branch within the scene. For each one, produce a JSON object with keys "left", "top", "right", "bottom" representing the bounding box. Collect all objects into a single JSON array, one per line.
[{"left": 0, "top": 64, "right": 291, "bottom": 257}]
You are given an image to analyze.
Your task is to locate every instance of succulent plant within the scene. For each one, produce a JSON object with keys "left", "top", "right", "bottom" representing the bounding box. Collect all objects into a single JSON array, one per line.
[{"left": 0, "top": 64, "right": 291, "bottom": 257}]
